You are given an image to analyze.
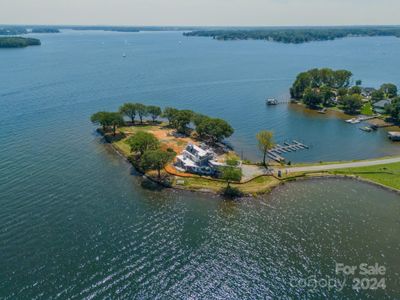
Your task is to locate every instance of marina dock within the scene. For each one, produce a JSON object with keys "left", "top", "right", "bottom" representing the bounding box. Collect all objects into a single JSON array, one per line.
[{"left": 268, "top": 140, "right": 309, "bottom": 162}]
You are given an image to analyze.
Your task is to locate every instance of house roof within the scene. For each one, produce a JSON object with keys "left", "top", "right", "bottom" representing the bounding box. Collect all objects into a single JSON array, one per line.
[
  {"left": 176, "top": 155, "right": 197, "bottom": 168},
  {"left": 373, "top": 99, "right": 391, "bottom": 108},
  {"left": 186, "top": 143, "right": 211, "bottom": 158}
]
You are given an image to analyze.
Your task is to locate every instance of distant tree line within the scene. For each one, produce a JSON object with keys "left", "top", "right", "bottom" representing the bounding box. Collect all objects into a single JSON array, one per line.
[
  {"left": 31, "top": 28, "right": 60, "bottom": 33},
  {"left": 0, "top": 37, "right": 41, "bottom": 48},
  {"left": 183, "top": 27, "right": 400, "bottom": 44}
]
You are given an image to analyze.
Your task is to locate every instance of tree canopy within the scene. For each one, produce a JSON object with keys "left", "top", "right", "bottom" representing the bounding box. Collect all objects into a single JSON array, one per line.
[
  {"left": 168, "top": 110, "right": 194, "bottom": 133},
  {"left": 141, "top": 149, "right": 175, "bottom": 178},
  {"left": 220, "top": 166, "right": 242, "bottom": 187},
  {"left": 386, "top": 97, "right": 400, "bottom": 122},
  {"left": 256, "top": 130, "right": 275, "bottom": 166},
  {"left": 126, "top": 131, "right": 160, "bottom": 156},
  {"left": 196, "top": 117, "right": 234, "bottom": 144},
  {"left": 184, "top": 27, "right": 400, "bottom": 44},
  {"left": 0, "top": 37, "right": 41, "bottom": 48},
  {"left": 136, "top": 103, "right": 148, "bottom": 124},
  {"left": 90, "top": 111, "right": 124, "bottom": 135},
  {"left": 341, "top": 94, "right": 363, "bottom": 114},
  {"left": 119, "top": 103, "right": 137, "bottom": 124},
  {"left": 290, "top": 68, "right": 353, "bottom": 100},
  {"left": 380, "top": 83, "right": 398, "bottom": 99},
  {"left": 146, "top": 106, "right": 162, "bottom": 122}
]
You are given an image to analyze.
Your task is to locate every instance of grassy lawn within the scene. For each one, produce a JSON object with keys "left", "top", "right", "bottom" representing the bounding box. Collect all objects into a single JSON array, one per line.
[
  {"left": 330, "top": 162, "right": 400, "bottom": 190},
  {"left": 361, "top": 102, "right": 374, "bottom": 116},
  {"left": 175, "top": 175, "right": 280, "bottom": 195},
  {"left": 113, "top": 139, "right": 131, "bottom": 157}
]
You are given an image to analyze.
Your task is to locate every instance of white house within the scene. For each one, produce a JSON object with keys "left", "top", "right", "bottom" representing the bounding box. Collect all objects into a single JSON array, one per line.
[{"left": 176, "top": 143, "right": 216, "bottom": 175}]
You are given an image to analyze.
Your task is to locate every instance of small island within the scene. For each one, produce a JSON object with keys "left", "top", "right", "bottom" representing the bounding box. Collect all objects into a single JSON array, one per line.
[
  {"left": 183, "top": 26, "right": 400, "bottom": 44},
  {"left": 0, "top": 37, "right": 41, "bottom": 48}
]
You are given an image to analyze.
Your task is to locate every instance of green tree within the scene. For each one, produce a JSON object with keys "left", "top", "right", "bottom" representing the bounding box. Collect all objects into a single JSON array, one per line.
[
  {"left": 90, "top": 111, "right": 124, "bottom": 136},
  {"left": 333, "top": 70, "right": 352, "bottom": 88},
  {"left": 90, "top": 111, "right": 109, "bottom": 131},
  {"left": 320, "top": 85, "right": 335, "bottom": 106},
  {"left": 192, "top": 113, "right": 210, "bottom": 127},
  {"left": 220, "top": 166, "right": 242, "bottom": 187},
  {"left": 196, "top": 118, "right": 234, "bottom": 144},
  {"left": 342, "top": 94, "right": 363, "bottom": 114},
  {"left": 386, "top": 97, "right": 400, "bottom": 122},
  {"left": 355, "top": 80, "right": 362, "bottom": 86},
  {"left": 119, "top": 103, "right": 137, "bottom": 124},
  {"left": 135, "top": 103, "right": 148, "bottom": 124},
  {"left": 256, "top": 130, "right": 275, "bottom": 166},
  {"left": 349, "top": 86, "right": 362, "bottom": 95},
  {"left": 171, "top": 110, "right": 193, "bottom": 134},
  {"left": 162, "top": 107, "right": 179, "bottom": 125},
  {"left": 337, "top": 88, "right": 348, "bottom": 97},
  {"left": 290, "top": 72, "right": 311, "bottom": 99},
  {"left": 380, "top": 83, "right": 398, "bottom": 98},
  {"left": 303, "top": 87, "right": 322, "bottom": 108},
  {"left": 141, "top": 149, "right": 175, "bottom": 179},
  {"left": 126, "top": 131, "right": 160, "bottom": 156},
  {"left": 146, "top": 105, "right": 162, "bottom": 122},
  {"left": 371, "top": 89, "right": 385, "bottom": 102},
  {"left": 109, "top": 112, "right": 124, "bottom": 136}
]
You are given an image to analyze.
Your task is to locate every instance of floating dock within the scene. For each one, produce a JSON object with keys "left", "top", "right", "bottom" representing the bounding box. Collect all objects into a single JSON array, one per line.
[
  {"left": 388, "top": 132, "right": 400, "bottom": 141},
  {"left": 268, "top": 140, "right": 309, "bottom": 162}
]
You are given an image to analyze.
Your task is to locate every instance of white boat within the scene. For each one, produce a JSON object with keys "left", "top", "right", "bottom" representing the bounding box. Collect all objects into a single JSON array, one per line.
[
  {"left": 345, "top": 118, "right": 355, "bottom": 123},
  {"left": 266, "top": 98, "right": 278, "bottom": 105}
]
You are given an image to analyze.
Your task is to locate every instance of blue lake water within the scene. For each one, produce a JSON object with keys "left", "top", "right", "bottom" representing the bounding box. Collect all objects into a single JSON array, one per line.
[{"left": 0, "top": 31, "right": 399, "bottom": 299}]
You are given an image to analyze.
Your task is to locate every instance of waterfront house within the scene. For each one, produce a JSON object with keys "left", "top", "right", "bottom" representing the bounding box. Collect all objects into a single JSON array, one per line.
[
  {"left": 373, "top": 99, "right": 391, "bottom": 114},
  {"left": 361, "top": 87, "right": 376, "bottom": 98},
  {"left": 176, "top": 143, "right": 216, "bottom": 174}
]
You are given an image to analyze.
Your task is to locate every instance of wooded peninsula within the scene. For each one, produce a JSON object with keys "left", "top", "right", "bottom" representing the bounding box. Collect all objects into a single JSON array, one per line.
[
  {"left": 183, "top": 26, "right": 400, "bottom": 44},
  {"left": 290, "top": 68, "right": 400, "bottom": 122}
]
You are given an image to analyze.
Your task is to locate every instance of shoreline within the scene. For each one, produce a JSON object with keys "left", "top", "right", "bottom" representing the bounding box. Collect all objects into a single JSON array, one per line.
[{"left": 101, "top": 131, "right": 400, "bottom": 197}]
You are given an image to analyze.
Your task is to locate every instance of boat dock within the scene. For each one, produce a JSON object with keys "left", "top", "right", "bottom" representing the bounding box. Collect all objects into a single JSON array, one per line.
[
  {"left": 388, "top": 132, "right": 400, "bottom": 141},
  {"left": 266, "top": 98, "right": 292, "bottom": 105},
  {"left": 268, "top": 140, "right": 309, "bottom": 162}
]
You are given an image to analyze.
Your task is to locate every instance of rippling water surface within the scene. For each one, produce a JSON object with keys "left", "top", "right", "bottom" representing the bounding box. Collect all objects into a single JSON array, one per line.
[{"left": 0, "top": 31, "right": 400, "bottom": 299}]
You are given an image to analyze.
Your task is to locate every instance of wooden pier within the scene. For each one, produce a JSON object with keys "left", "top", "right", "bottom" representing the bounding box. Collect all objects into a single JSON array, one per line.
[{"left": 268, "top": 140, "right": 309, "bottom": 162}]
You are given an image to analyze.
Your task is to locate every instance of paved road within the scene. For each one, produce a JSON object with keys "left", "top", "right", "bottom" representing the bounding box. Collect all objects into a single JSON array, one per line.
[
  {"left": 241, "top": 164, "right": 271, "bottom": 181},
  {"left": 282, "top": 157, "right": 400, "bottom": 173}
]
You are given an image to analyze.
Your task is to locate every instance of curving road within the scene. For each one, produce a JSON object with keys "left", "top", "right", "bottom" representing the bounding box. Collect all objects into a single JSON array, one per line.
[{"left": 281, "top": 156, "right": 400, "bottom": 173}]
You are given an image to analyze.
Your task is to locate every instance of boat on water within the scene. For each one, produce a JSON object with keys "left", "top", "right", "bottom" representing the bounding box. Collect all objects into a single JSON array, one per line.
[
  {"left": 122, "top": 53, "right": 126, "bottom": 58},
  {"left": 266, "top": 98, "right": 278, "bottom": 105},
  {"left": 360, "top": 126, "right": 373, "bottom": 132},
  {"left": 345, "top": 118, "right": 361, "bottom": 124}
]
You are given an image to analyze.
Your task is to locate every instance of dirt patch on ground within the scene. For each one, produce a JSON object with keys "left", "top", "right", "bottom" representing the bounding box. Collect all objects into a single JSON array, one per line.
[{"left": 367, "top": 118, "right": 394, "bottom": 127}]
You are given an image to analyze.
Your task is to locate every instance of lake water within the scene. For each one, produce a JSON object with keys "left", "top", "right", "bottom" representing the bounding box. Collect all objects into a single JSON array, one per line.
[{"left": 0, "top": 31, "right": 399, "bottom": 299}]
